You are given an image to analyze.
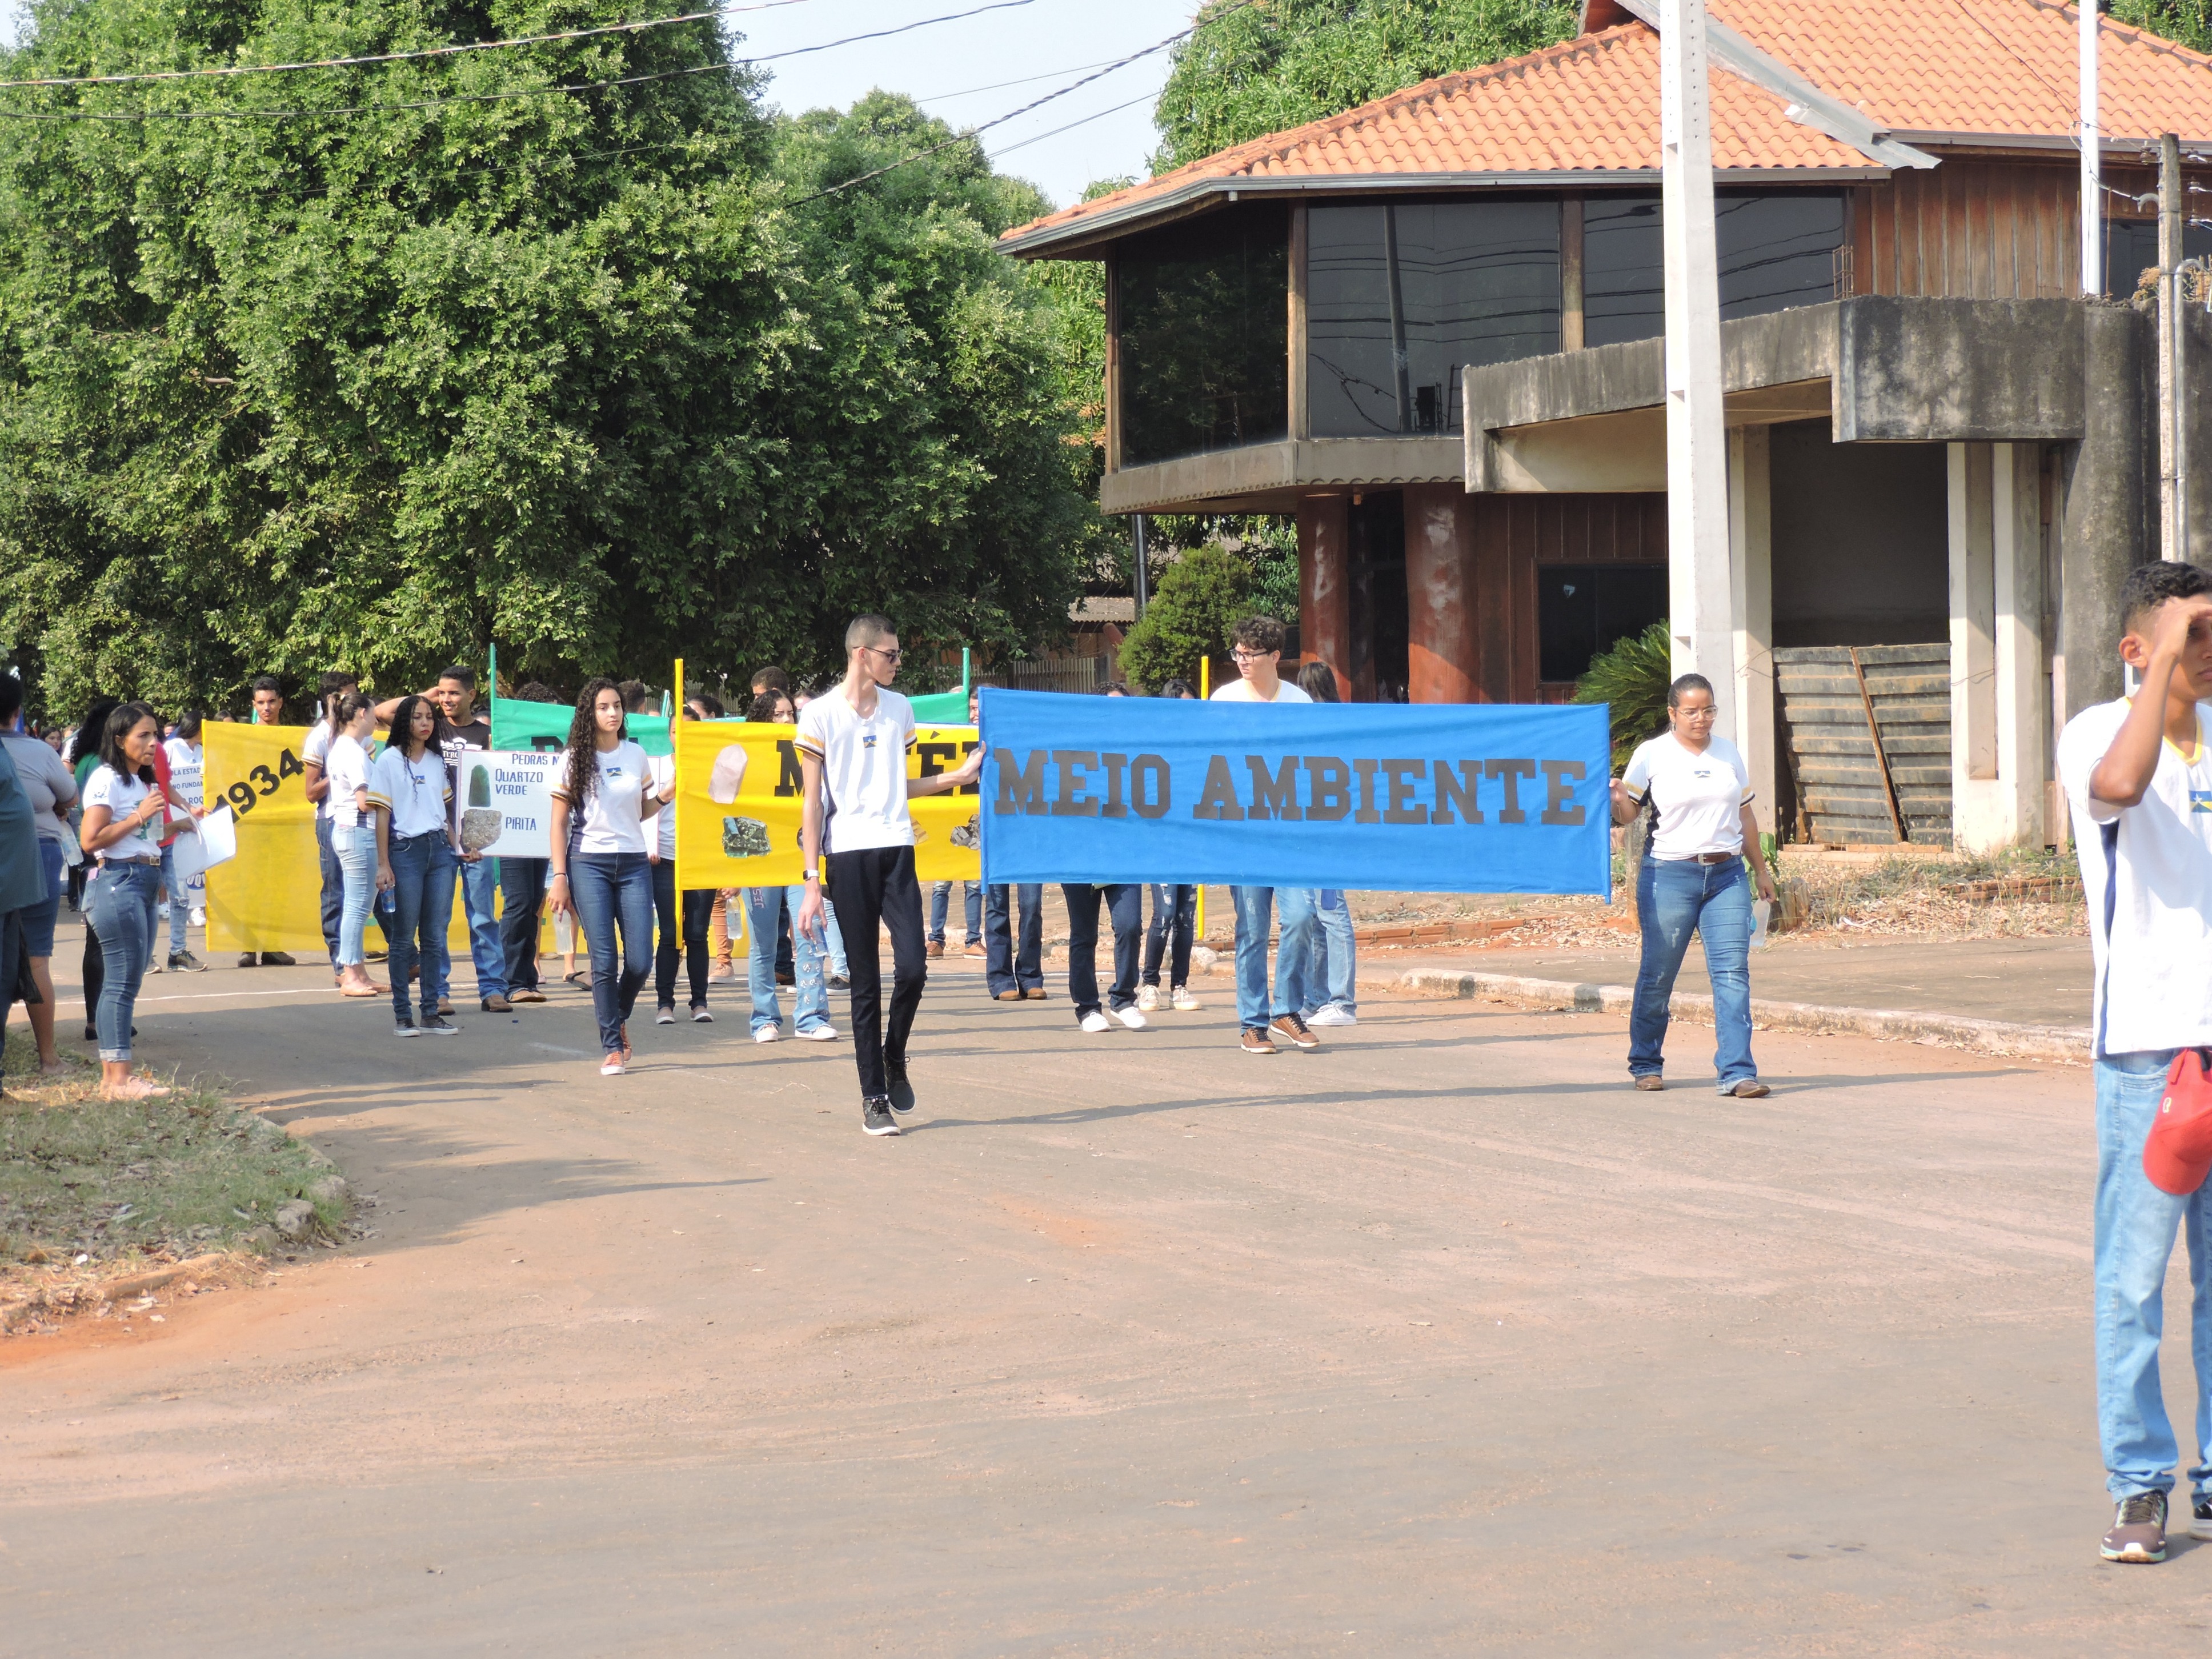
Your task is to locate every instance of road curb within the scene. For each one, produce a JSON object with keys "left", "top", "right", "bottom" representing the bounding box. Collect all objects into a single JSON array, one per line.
[{"left": 1385, "top": 968, "right": 2090, "bottom": 1061}]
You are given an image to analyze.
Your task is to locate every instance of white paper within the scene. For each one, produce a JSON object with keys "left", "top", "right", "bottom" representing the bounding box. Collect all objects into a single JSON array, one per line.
[
  {"left": 168, "top": 804, "right": 237, "bottom": 883},
  {"left": 451, "top": 748, "right": 556, "bottom": 860},
  {"left": 1749, "top": 898, "right": 1773, "bottom": 949}
]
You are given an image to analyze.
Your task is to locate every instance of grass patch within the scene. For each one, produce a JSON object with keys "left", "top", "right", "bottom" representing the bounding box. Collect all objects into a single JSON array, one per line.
[{"left": 1, "top": 1027, "right": 344, "bottom": 1274}]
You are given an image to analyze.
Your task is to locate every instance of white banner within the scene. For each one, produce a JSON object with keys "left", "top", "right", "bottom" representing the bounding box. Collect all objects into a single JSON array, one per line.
[{"left": 452, "top": 748, "right": 557, "bottom": 860}]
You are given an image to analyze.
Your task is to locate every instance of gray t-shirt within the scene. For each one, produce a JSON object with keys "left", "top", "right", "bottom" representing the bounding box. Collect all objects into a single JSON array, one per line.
[{"left": 0, "top": 731, "right": 77, "bottom": 845}]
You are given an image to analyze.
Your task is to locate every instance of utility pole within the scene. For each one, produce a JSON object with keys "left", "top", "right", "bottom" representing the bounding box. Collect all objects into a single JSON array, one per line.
[
  {"left": 2082, "top": 0, "right": 2102, "bottom": 296},
  {"left": 1660, "top": 0, "right": 1734, "bottom": 738},
  {"left": 1132, "top": 514, "right": 1150, "bottom": 617},
  {"left": 2161, "top": 133, "right": 2184, "bottom": 560}
]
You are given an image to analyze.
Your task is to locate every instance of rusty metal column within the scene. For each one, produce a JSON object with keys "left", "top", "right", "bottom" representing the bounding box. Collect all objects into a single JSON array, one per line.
[
  {"left": 1405, "top": 482, "right": 1477, "bottom": 703},
  {"left": 1299, "top": 494, "right": 1352, "bottom": 699}
]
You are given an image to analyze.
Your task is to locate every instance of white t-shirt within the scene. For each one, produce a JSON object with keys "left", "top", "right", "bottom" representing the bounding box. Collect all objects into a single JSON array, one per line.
[
  {"left": 647, "top": 755, "right": 676, "bottom": 859},
  {"left": 325, "top": 733, "right": 371, "bottom": 828},
  {"left": 367, "top": 744, "right": 452, "bottom": 839},
  {"left": 796, "top": 687, "right": 917, "bottom": 853},
  {"left": 84, "top": 764, "right": 161, "bottom": 861},
  {"left": 554, "top": 740, "right": 651, "bottom": 855},
  {"left": 1621, "top": 733, "right": 1752, "bottom": 860},
  {"left": 1209, "top": 678, "right": 1313, "bottom": 704},
  {"left": 161, "top": 737, "right": 203, "bottom": 811},
  {"left": 302, "top": 720, "right": 335, "bottom": 820},
  {"left": 2059, "top": 698, "right": 2212, "bottom": 1056}
]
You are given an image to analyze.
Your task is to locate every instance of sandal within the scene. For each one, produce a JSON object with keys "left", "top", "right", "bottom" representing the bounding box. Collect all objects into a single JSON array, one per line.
[{"left": 564, "top": 969, "right": 588, "bottom": 986}]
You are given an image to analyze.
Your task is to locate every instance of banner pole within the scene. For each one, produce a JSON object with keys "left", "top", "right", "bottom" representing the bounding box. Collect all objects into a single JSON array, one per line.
[
  {"left": 671, "top": 655, "right": 684, "bottom": 911},
  {"left": 488, "top": 642, "right": 499, "bottom": 746},
  {"left": 1195, "top": 654, "right": 1209, "bottom": 944}
]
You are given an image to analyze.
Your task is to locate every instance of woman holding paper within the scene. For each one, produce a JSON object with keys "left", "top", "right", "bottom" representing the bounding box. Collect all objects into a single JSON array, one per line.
[
  {"left": 370, "top": 695, "right": 459, "bottom": 1037},
  {"left": 548, "top": 679, "right": 664, "bottom": 1076},
  {"left": 78, "top": 703, "right": 196, "bottom": 1099}
]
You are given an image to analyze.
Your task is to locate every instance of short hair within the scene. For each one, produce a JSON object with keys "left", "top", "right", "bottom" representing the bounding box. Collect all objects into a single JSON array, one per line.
[
  {"left": 1667, "top": 672, "right": 1715, "bottom": 708},
  {"left": 0, "top": 674, "right": 22, "bottom": 723},
  {"left": 174, "top": 709, "right": 203, "bottom": 740},
  {"left": 845, "top": 614, "right": 896, "bottom": 652},
  {"left": 1231, "top": 615, "right": 1285, "bottom": 655},
  {"left": 1157, "top": 676, "right": 1196, "bottom": 699},
  {"left": 2121, "top": 560, "right": 2212, "bottom": 636},
  {"left": 99, "top": 702, "right": 159, "bottom": 774},
  {"left": 1296, "top": 660, "right": 1341, "bottom": 703},
  {"left": 437, "top": 664, "right": 475, "bottom": 690},
  {"left": 751, "top": 667, "right": 791, "bottom": 696},
  {"left": 318, "top": 670, "right": 358, "bottom": 699},
  {"left": 688, "top": 692, "right": 725, "bottom": 719},
  {"left": 515, "top": 681, "right": 561, "bottom": 704},
  {"left": 250, "top": 675, "right": 283, "bottom": 696}
]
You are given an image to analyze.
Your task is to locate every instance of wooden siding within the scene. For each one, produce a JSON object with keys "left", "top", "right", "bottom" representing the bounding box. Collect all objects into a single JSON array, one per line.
[
  {"left": 1466, "top": 493, "right": 1668, "bottom": 704},
  {"left": 1775, "top": 644, "right": 1952, "bottom": 845},
  {"left": 1852, "top": 163, "right": 2080, "bottom": 299}
]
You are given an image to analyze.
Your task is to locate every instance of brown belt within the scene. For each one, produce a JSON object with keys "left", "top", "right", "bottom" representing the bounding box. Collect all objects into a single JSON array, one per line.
[{"left": 1692, "top": 851, "right": 1736, "bottom": 865}]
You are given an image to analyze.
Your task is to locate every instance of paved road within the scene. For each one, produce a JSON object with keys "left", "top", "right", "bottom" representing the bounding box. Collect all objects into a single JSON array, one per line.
[{"left": 0, "top": 943, "right": 2189, "bottom": 1654}]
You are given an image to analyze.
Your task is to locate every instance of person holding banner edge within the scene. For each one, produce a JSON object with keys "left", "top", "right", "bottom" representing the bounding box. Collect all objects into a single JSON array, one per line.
[
  {"left": 1610, "top": 673, "right": 1774, "bottom": 1099},
  {"left": 369, "top": 695, "right": 460, "bottom": 1037},
  {"left": 795, "top": 614, "right": 985, "bottom": 1137}
]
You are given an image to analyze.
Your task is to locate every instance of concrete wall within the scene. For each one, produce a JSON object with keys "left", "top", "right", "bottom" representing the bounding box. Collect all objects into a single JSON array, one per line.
[
  {"left": 1833, "top": 298, "right": 2083, "bottom": 442},
  {"left": 1768, "top": 420, "right": 1950, "bottom": 649},
  {"left": 2059, "top": 305, "right": 2155, "bottom": 719}
]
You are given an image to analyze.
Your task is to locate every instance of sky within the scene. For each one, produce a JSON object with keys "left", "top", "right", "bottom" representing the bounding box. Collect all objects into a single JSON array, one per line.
[{"left": 1, "top": 0, "right": 1197, "bottom": 210}]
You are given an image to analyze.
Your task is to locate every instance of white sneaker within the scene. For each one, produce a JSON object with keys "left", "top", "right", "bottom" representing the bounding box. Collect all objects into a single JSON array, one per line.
[
  {"left": 1080, "top": 1011, "right": 1113, "bottom": 1033},
  {"left": 600, "top": 1053, "right": 627, "bottom": 1076},
  {"left": 189, "top": 907, "right": 206, "bottom": 927},
  {"left": 1114, "top": 1005, "right": 1148, "bottom": 1030},
  {"left": 754, "top": 1025, "right": 782, "bottom": 1043},
  {"left": 691, "top": 1007, "right": 714, "bottom": 1023},
  {"left": 655, "top": 1006, "right": 677, "bottom": 1025},
  {"left": 1171, "top": 986, "right": 1202, "bottom": 1011},
  {"left": 796, "top": 1024, "right": 839, "bottom": 1042},
  {"left": 157, "top": 900, "right": 171, "bottom": 920},
  {"left": 1136, "top": 984, "right": 1159, "bottom": 1012},
  {"left": 1305, "top": 1003, "right": 1357, "bottom": 1028}
]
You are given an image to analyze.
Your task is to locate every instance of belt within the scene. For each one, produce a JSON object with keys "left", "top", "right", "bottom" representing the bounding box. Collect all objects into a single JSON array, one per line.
[{"left": 1658, "top": 851, "right": 1740, "bottom": 865}]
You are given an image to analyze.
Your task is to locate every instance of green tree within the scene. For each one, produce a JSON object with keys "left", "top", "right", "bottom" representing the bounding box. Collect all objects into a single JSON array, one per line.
[
  {"left": 2111, "top": 0, "right": 2212, "bottom": 51},
  {"left": 1116, "top": 542, "right": 1249, "bottom": 691},
  {"left": 1152, "top": 0, "right": 1577, "bottom": 174},
  {"left": 1572, "top": 619, "right": 1672, "bottom": 771}
]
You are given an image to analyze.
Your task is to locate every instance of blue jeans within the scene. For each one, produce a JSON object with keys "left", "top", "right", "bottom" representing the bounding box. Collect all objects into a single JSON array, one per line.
[
  {"left": 158, "top": 841, "right": 187, "bottom": 955},
  {"left": 332, "top": 823, "right": 375, "bottom": 967},
  {"left": 386, "top": 832, "right": 457, "bottom": 1022},
  {"left": 1293, "top": 888, "right": 1356, "bottom": 1016},
  {"left": 1629, "top": 856, "right": 1755, "bottom": 1088},
  {"left": 822, "top": 900, "right": 849, "bottom": 980},
  {"left": 744, "top": 885, "right": 829, "bottom": 1034},
  {"left": 570, "top": 852, "right": 655, "bottom": 1054},
  {"left": 86, "top": 860, "right": 158, "bottom": 1063},
  {"left": 460, "top": 855, "right": 506, "bottom": 1000},
  {"left": 985, "top": 883, "right": 1044, "bottom": 996},
  {"left": 2095, "top": 1049, "right": 2212, "bottom": 1499},
  {"left": 1231, "top": 885, "right": 1317, "bottom": 1030},
  {"left": 930, "top": 881, "right": 982, "bottom": 946},
  {"left": 1143, "top": 883, "right": 1195, "bottom": 990},
  {"left": 318, "top": 814, "right": 343, "bottom": 964},
  {"left": 1063, "top": 882, "right": 1142, "bottom": 1017}
]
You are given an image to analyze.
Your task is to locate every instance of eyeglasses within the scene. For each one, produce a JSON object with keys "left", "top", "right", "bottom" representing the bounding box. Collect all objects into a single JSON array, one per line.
[
  {"left": 1231, "top": 649, "right": 1274, "bottom": 663},
  {"left": 1675, "top": 706, "right": 1718, "bottom": 720},
  {"left": 865, "top": 646, "right": 904, "bottom": 663}
]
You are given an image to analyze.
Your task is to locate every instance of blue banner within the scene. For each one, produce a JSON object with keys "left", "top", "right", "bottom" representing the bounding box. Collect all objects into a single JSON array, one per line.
[{"left": 977, "top": 690, "right": 1612, "bottom": 895}]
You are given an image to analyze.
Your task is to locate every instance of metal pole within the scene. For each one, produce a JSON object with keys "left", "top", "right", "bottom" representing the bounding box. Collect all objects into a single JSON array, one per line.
[
  {"left": 1132, "top": 514, "right": 1149, "bottom": 618},
  {"left": 1384, "top": 205, "right": 1411, "bottom": 433},
  {"left": 2082, "top": 0, "right": 2102, "bottom": 296},
  {"left": 2162, "top": 133, "right": 2183, "bottom": 559},
  {"left": 1660, "top": 0, "right": 1736, "bottom": 739}
]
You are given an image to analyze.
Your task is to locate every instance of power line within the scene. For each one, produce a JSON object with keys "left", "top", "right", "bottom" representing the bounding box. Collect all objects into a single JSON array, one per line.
[
  {"left": 920, "top": 55, "right": 1121, "bottom": 103},
  {"left": 986, "top": 88, "right": 1156, "bottom": 159},
  {"left": 0, "top": 0, "right": 818, "bottom": 92},
  {"left": 0, "top": 0, "right": 1038, "bottom": 122}
]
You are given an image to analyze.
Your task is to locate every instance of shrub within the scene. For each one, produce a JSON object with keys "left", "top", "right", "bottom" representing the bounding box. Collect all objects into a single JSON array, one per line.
[
  {"left": 1117, "top": 545, "right": 1251, "bottom": 691},
  {"left": 1573, "top": 620, "right": 1673, "bottom": 771}
]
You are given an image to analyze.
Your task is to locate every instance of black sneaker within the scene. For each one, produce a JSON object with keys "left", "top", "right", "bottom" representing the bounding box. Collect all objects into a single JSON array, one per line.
[
  {"left": 167, "top": 950, "right": 206, "bottom": 973},
  {"left": 2102, "top": 1490, "right": 2169, "bottom": 1562},
  {"left": 2191, "top": 1492, "right": 2212, "bottom": 1541},
  {"left": 418, "top": 1014, "right": 459, "bottom": 1036},
  {"left": 887, "top": 1065, "right": 917, "bottom": 1115},
  {"left": 862, "top": 1096, "right": 901, "bottom": 1136},
  {"left": 394, "top": 1017, "right": 419, "bottom": 1038},
  {"left": 828, "top": 973, "right": 851, "bottom": 990}
]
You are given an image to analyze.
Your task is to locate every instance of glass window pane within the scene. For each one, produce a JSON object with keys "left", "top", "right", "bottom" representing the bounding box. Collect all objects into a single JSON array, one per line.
[
  {"left": 1307, "top": 201, "right": 1560, "bottom": 437},
  {"left": 2105, "top": 219, "right": 2212, "bottom": 300},
  {"left": 1583, "top": 191, "right": 1844, "bottom": 347},
  {"left": 1538, "top": 564, "right": 1666, "bottom": 684},
  {"left": 1119, "top": 206, "right": 1289, "bottom": 467},
  {"left": 1584, "top": 194, "right": 1663, "bottom": 347}
]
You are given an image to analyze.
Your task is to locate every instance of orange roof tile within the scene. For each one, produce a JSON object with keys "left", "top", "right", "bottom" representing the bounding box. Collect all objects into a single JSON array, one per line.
[{"left": 1003, "top": 0, "right": 2212, "bottom": 254}]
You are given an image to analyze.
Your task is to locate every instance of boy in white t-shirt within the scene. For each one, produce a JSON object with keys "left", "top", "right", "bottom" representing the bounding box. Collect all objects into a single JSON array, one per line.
[
  {"left": 2057, "top": 560, "right": 2212, "bottom": 1565},
  {"left": 1208, "top": 615, "right": 1322, "bottom": 1056},
  {"left": 795, "top": 614, "right": 984, "bottom": 1137}
]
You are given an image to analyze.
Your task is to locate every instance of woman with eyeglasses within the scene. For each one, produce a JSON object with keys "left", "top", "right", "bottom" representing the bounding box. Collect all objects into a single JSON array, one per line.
[{"left": 1610, "top": 673, "right": 1778, "bottom": 1099}]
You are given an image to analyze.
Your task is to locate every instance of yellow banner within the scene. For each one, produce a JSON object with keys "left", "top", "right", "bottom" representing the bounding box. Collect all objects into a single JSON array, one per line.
[
  {"left": 205, "top": 723, "right": 477, "bottom": 957},
  {"left": 673, "top": 722, "right": 981, "bottom": 889}
]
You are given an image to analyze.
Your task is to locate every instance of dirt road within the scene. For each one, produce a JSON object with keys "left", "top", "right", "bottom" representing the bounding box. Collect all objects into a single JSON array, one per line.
[{"left": 0, "top": 952, "right": 2185, "bottom": 1654}]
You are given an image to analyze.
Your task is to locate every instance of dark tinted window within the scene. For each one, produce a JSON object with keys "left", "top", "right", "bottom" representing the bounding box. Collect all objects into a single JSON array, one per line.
[
  {"left": 1538, "top": 564, "right": 1667, "bottom": 684},
  {"left": 1119, "top": 206, "right": 1289, "bottom": 466},
  {"left": 2104, "top": 219, "right": 2212, "bottom": 299},
  {"left": 1307, "top": 201, "right": 1560, "bottom": 436},
  {"left": 1583, "top": 192, "right": 1844, "bottom": 347}
]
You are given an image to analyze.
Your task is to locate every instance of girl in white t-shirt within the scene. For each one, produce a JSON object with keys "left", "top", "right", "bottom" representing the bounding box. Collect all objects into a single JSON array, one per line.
[
  {"left": 326, "top": 693, "right": 383, "bottom": 997},
  {"left": 368, "top": 695, "right": 460, "bottom": 1035},
  {"left": 1611, "top": 673, "right": 1778, "bottom": 1099},
  {"left": 548, "top": 678, "right": 665, "bottom": 1074}
]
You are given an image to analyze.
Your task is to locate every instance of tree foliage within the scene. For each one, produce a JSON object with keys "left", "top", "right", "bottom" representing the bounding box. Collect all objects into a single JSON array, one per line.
[
  {"left": 0, "top": 0, "right": 1095, "bottom": 719},
  {"left": 1572, "top": 619, "right": 1672, "bottom": 771},
  {"left": 1116, "top": 542, "right": 1249, "bottom": 691},
  {"left": 2111, "top": 0, "right": 2212, "bottom": 52},
  {"left": 1152, "top": 0, "right": 1577, "bottom": 174}
]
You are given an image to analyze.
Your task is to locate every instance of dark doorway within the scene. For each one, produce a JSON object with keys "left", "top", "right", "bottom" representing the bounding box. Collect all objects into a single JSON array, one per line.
[
  {"left": 1347, "top": 492, "right": 1409, "bottom": 702},
  {"left": 1537, "top": 563, "right": 1668, "bottom": 683},
  {"left": 1769, "top": 420, "right": 1948, "bottom": 647}
]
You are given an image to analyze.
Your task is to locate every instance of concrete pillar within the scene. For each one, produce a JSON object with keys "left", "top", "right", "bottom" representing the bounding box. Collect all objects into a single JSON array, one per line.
[
  {"left": 1951, "top": 442, "right": 2051, "bottom": 849},
  {"left": 1298, "top": 495, "right": 1352, "bottom": 700},
  {"left": 2061, "top": 306, "right": 2155, "bottom": 718},
  {"left": 1404, "top": 483, "right": 1477, "bottom": 703},
  {"left": 1727, "top": 427, "right": 1775, "bottom": 834}
]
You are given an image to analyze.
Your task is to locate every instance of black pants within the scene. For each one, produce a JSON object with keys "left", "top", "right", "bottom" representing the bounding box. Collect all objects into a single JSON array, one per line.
[
  {"left": 1143, "top": 883, "right": 1196, "bottom": 990},
  {"left": 1063, "top": 883, "right": 1143, "bottom": 1017},
  {"left": 500, "top": 857, "right": 549, "bottom": 991},
  {"left": 652, "top": 861, "right": 714, "bottom": 1011},
  {"left": 82, "top": 914, "right": 103, "bottom": 1033},
  {"left": 824, "top": 844, "right": 925, "bottom": 1100}
]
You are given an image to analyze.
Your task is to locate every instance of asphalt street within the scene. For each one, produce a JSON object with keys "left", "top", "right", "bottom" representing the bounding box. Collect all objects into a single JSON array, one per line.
[{"left": 0, "top": 943, "right": 2192, "bottom": 1656}]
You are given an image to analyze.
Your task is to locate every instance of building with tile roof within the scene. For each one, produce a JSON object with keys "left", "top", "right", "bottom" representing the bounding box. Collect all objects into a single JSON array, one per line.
[{"left": 999, "top": 0, "right": 2212, "bottom": 849}]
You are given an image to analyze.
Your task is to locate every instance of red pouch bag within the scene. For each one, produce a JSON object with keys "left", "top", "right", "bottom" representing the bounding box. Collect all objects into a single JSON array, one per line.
[{"left": 2144, "top": 1048, "right": 2212, "bottom": 1196}]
